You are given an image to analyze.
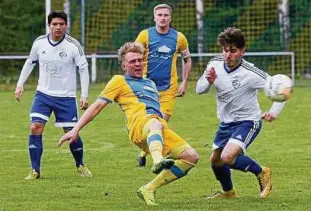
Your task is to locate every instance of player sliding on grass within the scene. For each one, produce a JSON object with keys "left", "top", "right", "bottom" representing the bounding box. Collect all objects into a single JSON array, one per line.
[
  {"left": 58, "top": 42, "right": 199, "bottom": 206},
  {"left": 15, "top": 11, "right": 92, "bottom": 179},
  {"left": 196, "top": 27, "right": 287, "bottom": 199}
]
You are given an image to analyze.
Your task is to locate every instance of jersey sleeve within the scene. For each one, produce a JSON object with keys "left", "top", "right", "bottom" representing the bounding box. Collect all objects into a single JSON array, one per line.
[
  {"left": 241, "top": 60, "right": 269, "bottom": 89},
  {"left": 177, "top": 32, "right": 190, "bottom": 58},
  {"left": 16, "top": 42, "right": 39, "bottom": 86},
  {"left": 30, "top": 42, "right": 39, "bottom": 62},
  {"left": 135, "top": 30, "right": 148, "bottom": 47},
  {"left": 71, "top": 41, "right": 89, "bottom": 98},
  {"left": 249, "top": 65, "right": 270, "bottom": 89},
  {"left": 98, "top": 75, "right": 124, "bottom": 103},
  {"left": 73, "top": 41, "right": 88, "bottom": 70}
]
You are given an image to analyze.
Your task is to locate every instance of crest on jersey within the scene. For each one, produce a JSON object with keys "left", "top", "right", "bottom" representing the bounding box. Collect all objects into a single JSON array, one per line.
[
  {"left": 59, "top": 51, "right": 67, "bottom": 59},
  {"left": 231, "top": 76, "right": 241, "bottom": 89}
]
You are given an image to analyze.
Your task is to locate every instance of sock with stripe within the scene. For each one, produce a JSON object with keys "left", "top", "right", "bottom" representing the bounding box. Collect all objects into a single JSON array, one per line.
[
  {"left": 147, "top": 129, "right": 163, "bottom": 164},
  {"left": 69, "top": 136, "right": 84, "bottom": 167},
  {"left": 28, "top": 135, "right": 43, "bottom": 173},
  {"left": 230, "top": 154, "right": 262, "bottom": 176},
  {"left": 145, "top": 159, "right": 195, "bottom": 191}
]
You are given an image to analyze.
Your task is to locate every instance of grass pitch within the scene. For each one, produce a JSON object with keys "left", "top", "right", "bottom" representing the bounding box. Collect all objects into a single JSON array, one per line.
[{"left": 0, "top": 83, "right": 310, "bottom": 211}]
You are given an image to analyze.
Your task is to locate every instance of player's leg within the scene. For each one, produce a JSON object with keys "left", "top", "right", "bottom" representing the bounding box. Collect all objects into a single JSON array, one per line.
[
  {"left": 205, "top": 122, "right": 238, "bottom": 198},
  {"left": 141, "top": 118, "right": 174, "bottom": 174},
  {"left": 206, "top": 149, "right": 238, "bottom": 199},
  {"left": 54, "top": 96, "right": 91, "bottom": 177},
  {"left": 136, "top": 94, "right": 175, "bottom": 167},
  {"left": 222, "top": 120, "right": 271, "bottom": 198},
  {"left": 137, "top": 129, "right": 199, "bottom": 205},
  {"left": 25, "top": 91, "right": 52, "bottom": 179}
]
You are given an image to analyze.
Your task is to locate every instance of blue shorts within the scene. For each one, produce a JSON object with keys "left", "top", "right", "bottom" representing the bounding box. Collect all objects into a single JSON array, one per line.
[
  {"left": 30, "top": 91, "right": 79, "bottom": 128},
  {"left": 212, "top": 120, "right": 262, "bottom": 153}
]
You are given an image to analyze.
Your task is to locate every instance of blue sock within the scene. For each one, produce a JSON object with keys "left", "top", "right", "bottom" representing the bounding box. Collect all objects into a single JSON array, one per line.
[
  {"left": 211, "top": 165, "right": 233, "bottom": 191},
  {"left": 28, "top": 135, "right": 43, "bottom": 173},
  {"left": 231, "top": 154, "right": 262, "bottom": 176},
  {"left": 69, "top": 136, "right": 84, "bottom": 167}
]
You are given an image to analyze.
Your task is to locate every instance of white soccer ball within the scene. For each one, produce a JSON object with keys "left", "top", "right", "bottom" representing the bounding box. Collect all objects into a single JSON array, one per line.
[{"left": 264, "top": 74, "right": 292, "bottom": 102}]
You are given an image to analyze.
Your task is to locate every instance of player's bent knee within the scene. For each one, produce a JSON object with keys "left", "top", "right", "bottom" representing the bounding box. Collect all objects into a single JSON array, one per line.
[
  {"left": 210, "top": 155, "right": 219, "bottom": 164},
  {"left": 220, "top": 153, "right": 235, "bottom": 165},
  {"left": 178, "top": 148, "right": 199, "bottom": 164},
  {"left": 210, "top": 150, "right": 222, "bottom": 165},
  {"left": 148, "top": 118, "right": 164, "bottom": 130},
  {"left": 30, "top": 122, "right": 44, "bottom": 135}
]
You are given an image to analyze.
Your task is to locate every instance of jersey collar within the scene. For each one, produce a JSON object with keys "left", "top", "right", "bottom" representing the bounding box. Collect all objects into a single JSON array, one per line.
[
  {"left": 47, "top": 33, "right": 66, "bottom": 47},
  {"left": 223, "top": 58, "right": 242, "bottom": 73},
  {"left": 124, "top": 74, "right": 143, "bottom": 80}
]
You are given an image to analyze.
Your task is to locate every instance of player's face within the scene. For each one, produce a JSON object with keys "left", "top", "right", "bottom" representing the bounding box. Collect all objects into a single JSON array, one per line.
[
  {"left": 122, "top": 52, "right": 143, "bottom": 78},
  {"left": 222, "top": 45, "right": 245, "bottom": 69},
  {"left": 154, "top": 8, "right": 171, "bottom": 28},
  {"left": 49, "top": 18, "right": 67, "bottom": 41}
]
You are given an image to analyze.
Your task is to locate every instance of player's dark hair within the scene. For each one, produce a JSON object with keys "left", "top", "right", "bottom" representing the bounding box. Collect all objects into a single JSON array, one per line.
[
  {"left": 217, "top": 27, "right": 245, "bottom": 49},
  {"left": 48, "top": 11, "right": 68, "bottom": 25}
]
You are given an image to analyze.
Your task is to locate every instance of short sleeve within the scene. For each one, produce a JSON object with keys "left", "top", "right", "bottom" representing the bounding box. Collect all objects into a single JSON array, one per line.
[
  {"left": 177, "top": 32, "right": 190, "bottom": 58},
  {"left": 98, "top": 75, "right": 125, "bottom": 103},
  {"left": 135, "top": 30, "right": 148, "bottom": 47}
]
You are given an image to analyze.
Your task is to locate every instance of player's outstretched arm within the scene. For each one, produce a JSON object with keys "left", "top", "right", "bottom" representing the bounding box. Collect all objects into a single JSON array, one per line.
[
  {"left": 57, "top": 99, "right": 108, "bottom": 146},
  {"left": 262, "top": 101, "right": 286, "bottom": 122}
]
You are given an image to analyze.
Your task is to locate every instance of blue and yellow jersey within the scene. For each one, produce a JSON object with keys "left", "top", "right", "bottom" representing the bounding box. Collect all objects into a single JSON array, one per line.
[
  {"left": 98, "top": 74, "right": 163, "bottom": 138},
  {"left": 136, "top": 27, "right": 189, "bottom": 91}
]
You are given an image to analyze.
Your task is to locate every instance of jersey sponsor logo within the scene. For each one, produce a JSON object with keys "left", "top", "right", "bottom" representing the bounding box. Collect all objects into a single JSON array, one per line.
[
  {"left": 45, "top": 61, "right": 61, "bottom": 77},
  {"left": 150, "top": 45, "right": 172, "bottom": 60},
  {"left": 143, "top": 85, "right": 157, "bottom": 93},
  {"left": 158, "top": 45, "right": 171, "bottom": 53}
]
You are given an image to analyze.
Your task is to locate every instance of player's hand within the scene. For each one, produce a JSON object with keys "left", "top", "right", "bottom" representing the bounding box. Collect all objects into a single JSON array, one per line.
[
  {"left": 206, "top": 67, "right": 216, "bottom": 84},
  {"left": 80, "top": 97, "right": 88, "bottom": 110},
  {"left": 14, "top": 86, "right": 23, "bottom": 102},
  {"left": 262, "top": 112, "right": 276, "bottom": 122},
  {"left": 57, "top": 129, "right": 79, "bottom": 146},
  {"left": 177, "top": 81, "right": 187, "bottom": 97}
]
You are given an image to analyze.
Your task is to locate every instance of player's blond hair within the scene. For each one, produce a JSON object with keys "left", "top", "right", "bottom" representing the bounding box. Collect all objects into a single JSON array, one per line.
[
  {"left": 153, "top": 4, "right": 172, "bottom": 15},
  {"left": 117, "top": 42, "right": 145, "bottom": 64}
]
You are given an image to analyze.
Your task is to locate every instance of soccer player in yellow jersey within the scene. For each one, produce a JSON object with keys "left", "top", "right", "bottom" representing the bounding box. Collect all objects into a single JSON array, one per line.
[
  {"left": 58, "top": 42, "right": 199, "bottom": 206},
  {"left": 135, "top": 3, "right": 192, "bottom": 166}
]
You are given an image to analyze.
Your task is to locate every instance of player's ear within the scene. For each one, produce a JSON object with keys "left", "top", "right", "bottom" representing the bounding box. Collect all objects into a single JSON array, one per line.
[
  {"left": 121, "top": 63, "right": 126, "bottom": 71},
  {"left": 241, "top": 47, "right": 246, "bottom": 56}
]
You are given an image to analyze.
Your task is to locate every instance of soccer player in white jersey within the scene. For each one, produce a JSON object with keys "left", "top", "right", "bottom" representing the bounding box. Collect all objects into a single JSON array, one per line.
[
  {"left": 196, "top": 27, "right": 286, "bottom": 199},
  {"left": 14, "top": 11, "right": 92, "bottom": 179}
]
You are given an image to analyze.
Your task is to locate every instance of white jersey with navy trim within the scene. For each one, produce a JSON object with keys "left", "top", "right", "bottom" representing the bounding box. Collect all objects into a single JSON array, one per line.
[
  {"left": 17, "top": 34, "right": 89, "bottom": 98},
  {"left": 197, "top": 57, "right": 270, "bottom": 123}
]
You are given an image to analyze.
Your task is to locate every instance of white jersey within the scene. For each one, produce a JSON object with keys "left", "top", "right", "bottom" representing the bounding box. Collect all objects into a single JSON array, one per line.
[
  {"left": 17, "top": 34, "right": 89, "bottom": 98},
  {"left": 196, "top": 56, "right": 279, "bottom": 123}
]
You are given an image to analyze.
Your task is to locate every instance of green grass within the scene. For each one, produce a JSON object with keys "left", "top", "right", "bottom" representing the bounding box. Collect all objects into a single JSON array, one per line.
[{"left": 0, "top": 83, "right": 310, "bottom": 211}]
